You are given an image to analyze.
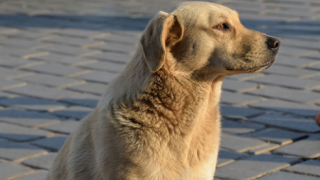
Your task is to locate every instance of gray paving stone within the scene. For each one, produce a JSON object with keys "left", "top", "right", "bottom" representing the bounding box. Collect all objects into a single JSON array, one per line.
[
  {"left": 222, "top": 120, "right": 265, "bottom": 134},
  {"left": 0, "top": 97, "right": 66, "bottom": 111},
  {"left": 0, "top": 139, "right": 46, "bottom": 161},
  {"left": 0, "top": 109, "right": 58, "bottom": 130},
  {"left": 41, "top": 120, "right": 80, "bottom": 134},
  {"left": 264, "top": 65, "right": 320, "bottom": 78},
  {"left": 215, "top": 154, "right": 299, "bottom": 180},
  {"left": 6, "top": 85, "right": 79, "bottom": 100},
  {"left": 247, "top": 86, "right": 320, "bottom": 103},
  {"left": 243, "top": 128, "right": 307, "bottom": 145},
  {"left": 248, "top": 143, "right": 280, "bottom": 155},
  {"left": 228, "top": 73, "right": 265, "bottom": 81},
  {"left": 44, "top": 36, "right": 98, "bottom": 47},
  {"left": 258, "top": 171, "right": 320, "bottom": 180},
  {"left": 51, "top": 106, "right": 92, "bottom": 119},
  {"left": 0, "top": 46, "right": 48, "bottom": 59},
  {"left": 22, "top": 153, "right": 57, "bottom": 170},
  {"left": 217, "top": 150, "right": 247, "bottom": 168},
  {"left": 0, "top": 91, "right": 15, "bottom": 100},
  {"left": 0, "top": 122, "right": 53, "bottom": 141},
  {"left": 91, "top": 42, "right": 137, "bottom": 54},
  {"left": 75, "top": 71, "right": 118, "bottom": 84},
  {"left": 67, "top": 82, "right": 107, "bottom": 95},
  {"left": 275, "top": 55, "right": 319, "bottom": 68},
  {"left": 0, "top": 55, "right": 37, "bottom": 68},
  {"left": 17, "top": 73, "right": 85, "bottom": 88},
  {"left": 31, "top": 53, "right": 92, "bottom": 65},
  {"left": 249, "top": 114, "right": 319, "bottom": 133},
  {"left": 0, "top": 78, "right": 26, "bottom": 90},
  {"left": 221, "top": 106, "right": 264, "bottom": 119},
  {"left": 220, "top": 133, "right": 268, "bottom": 153},
  {"left": 0, "top": 38, "right": 42, "bottom": 48},
  {"left": 278, "top": 46, "right": 317, "bottom": 56},
  {"left": 274, "top": 135, "right": 320, "bottom": 158},
  {"left": 95, "top": 34, "right": 139, "bottom": 44},
  {"left": 0, "top": 162, "right": 33, "bottom": 179},
  {"left": 249, "top": 99, "right": 320, "bottom": 117},
  {"left": 285, "top": 160, "right": 320, "bottom": 177},
  {"left": 222, "top": 79, "right": 259, "bottom": 93},
  {"left": 22, "top": 62, "right": 89, "bottom": 77},
  {"left": 78, "top": 60, "right": 126, "bottom": 73},
  {"left": 87, "top": 52, "right": 132, "bottom": 63},
  {"left": 59, "top": 93, "right": 100, "bottom": 107},
  {"left": 221, "top": 91, "right": 263, "bottom": 105},
  {"left": 12, "top": 171, "right": 48, "bottom": 180},
  {"left": 248, "top": 74, "right": 320, "bottom": 90},
  {"left": 39, "top": 45, "right": 95, "bottom": 56},
  {"left": 31, "top": 136, "right": 67, "bottom": 151},
  {"left": 0, "top": 67, "right": 32, "bottom": 79}
]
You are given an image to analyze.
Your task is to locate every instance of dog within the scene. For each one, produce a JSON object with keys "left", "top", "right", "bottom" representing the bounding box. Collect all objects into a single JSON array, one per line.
[{"left": 46, "top": 2, "right": 280, "bottom": 180}]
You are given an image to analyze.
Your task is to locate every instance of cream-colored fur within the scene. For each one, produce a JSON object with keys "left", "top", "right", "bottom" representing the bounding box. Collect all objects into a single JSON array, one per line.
[{"left": 46, "top": 2, "right": 279, "bottom": 180}]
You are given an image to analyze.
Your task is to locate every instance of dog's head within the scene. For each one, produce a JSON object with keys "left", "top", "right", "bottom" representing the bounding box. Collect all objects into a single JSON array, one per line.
[{"left": 140, "top": 1, "right": 280, "bottom": 81}]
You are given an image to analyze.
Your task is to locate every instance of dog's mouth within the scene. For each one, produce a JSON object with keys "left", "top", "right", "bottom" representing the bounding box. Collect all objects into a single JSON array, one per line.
[{"left": 226, "top": 58, "right": 275, "bottom": 72}]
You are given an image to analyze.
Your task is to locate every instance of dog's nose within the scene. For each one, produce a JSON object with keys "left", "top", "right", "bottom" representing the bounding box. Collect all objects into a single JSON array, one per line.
[{"left": 267, "top": 37, "right": 280, "bottom": 51}]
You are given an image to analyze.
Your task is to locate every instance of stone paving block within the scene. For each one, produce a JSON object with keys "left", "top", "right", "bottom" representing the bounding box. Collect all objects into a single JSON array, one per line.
[
  {"left": 0, "top": 97, "right": 66, "bottom": 112},
  {"left": 31, "top": 136, "right": 67, "bottom": 151},
  {"left": 41, "top": 120, "right": 80, "bottom": 134},
  {"left": 0, "top": 67, "right": 32, "bottom": 79},
  {"left": 249, "top": 113, "right": 319, "bottom": 133},
  {"left": 77, "top": 60, "right": 126, "bottom": 73},
  {"left": 264, "top": 65, "right": 319, "bottom": 78},
  {"left": 13, "top": 171, "right": 48, "bottom": 180},
  {"left": 285, "top": 160, "right": 320, "bottom": 177},
  {"left": 274, "top": 135, "right": 320, "bottom": 158},
  {"left": 31, "top": 53, "right": 92, "bottom": 65},
  {"left": 44, "top": 36, "right": 98, "bottom": 47},
  {"left": 22, "top": 62, "right": 89, "bottom": 77},
  {"left": 249, "top": 99, "right": 320, "bottom": 117},
  {"left": 75, "top": 71, "right": 118, "bottom": 84},
  {"left": 22, "top": 153, "right": 57, "bottom": 170},
  {"left": 39, "top": 45, "right": 95, "bottom": 56},
  {"left": 67, "top": 81, "right": 107, "bottom": 95},
  {"left": 248, "top": 143, "right": 280, "bottom": 155},
  {"left": 275, "top": 55, "right": 319, "bottom": 68},
  {"left": 0, "top": 162, "right": 33, "bottom": 179},
  {"left": 17, "top": 73, "right": 85, "bottom": 88},
  {"left": 228, "top": 73, "right": 265, "bottom": 81},
  {"left": 248, "top": 74, "right": 320, "bottom": 90},
  {"left": 215, "top": 154, "right": 299, "bottom": 180},
  {"left": 0, "top": 91, "right": 15, "bottom": 100},
  {"left": 91, "top": 42, "right": 137, "bottom": 53},
  {"left": 0, "top": 46, "right": 48, "bottom": 58},
  {"left": 6, "top": 85, "right": 79, "bottom": 100},
  {"left": 221, "top": 106, "right": 264, "bottom": 119},
  {"left": 220, "top": 133, "right": 268, "bottom": 153},
  {"left": 0, "top": 55, "right": 37, "bottom": 68},
  {"left": 258, "top": 171, "right": 320, "bottom": 180},
  {"left": 243, "top": 128, "right": 307, "bottom": 145},
  {"left": 51, "top": 106, "right": 92, "bottom": 119},
  {"left": 0, "top": 122, "right": 53, "bottom": 141},
  {"left": 87, "top": 52, "right": 132, "bottom": 63},
  {"left": 0, "top": 38, "right": 42, "bottom": 48},
  {"left": 0, "top": 139, "right": 46, "bottom": 162},
  {"left": 95, "top": 34, "right": 139, "bottom": 44},
  {"left": 222, "top": 79, "right": 259, "bottom": 93},
  {"left": 221, "top": 91, "right": 263, "bottom": 105},
  {"left": 278, "top": 46, "right": 317, "bottom": 56},
  {"left": 247, "top": 86, "right": 320, "bottom": 103},
  {"left": 222, "top": 119, "right": 265, "bottom": 134},
  {"left": 217, "top": 150, "right": 247, "bottom": 168},
  {"left": 0, "top": 78, "right": 26, "bottom": 90},
  {"left": 59, "top": 93, "right": 100, "bottom": 107}
]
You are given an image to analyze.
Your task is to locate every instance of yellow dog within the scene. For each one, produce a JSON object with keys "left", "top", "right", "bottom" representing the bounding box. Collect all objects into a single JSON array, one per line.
[{"left": 47, "top": 2, "right": 280, "bottom": 180}]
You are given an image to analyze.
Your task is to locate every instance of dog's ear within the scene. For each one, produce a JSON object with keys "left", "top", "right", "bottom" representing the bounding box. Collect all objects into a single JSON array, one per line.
[{"left": 140, "top": 11, "right": 183, "bottom": 72}]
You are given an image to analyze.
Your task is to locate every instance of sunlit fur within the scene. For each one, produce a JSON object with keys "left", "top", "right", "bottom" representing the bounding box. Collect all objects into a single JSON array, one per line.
[{"left": 46, "top": 2, "right": 278, "bottom": 180}]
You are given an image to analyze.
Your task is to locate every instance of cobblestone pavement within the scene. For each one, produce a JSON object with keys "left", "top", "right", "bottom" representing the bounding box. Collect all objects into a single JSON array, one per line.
[{"left": 0, "top": 0, "right": 319, "bottom": 179}]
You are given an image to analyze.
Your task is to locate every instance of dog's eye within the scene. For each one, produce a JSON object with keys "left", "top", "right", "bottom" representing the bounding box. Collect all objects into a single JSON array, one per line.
[{"left": 214, "top": 23, "right": 229, "bottom": 30}]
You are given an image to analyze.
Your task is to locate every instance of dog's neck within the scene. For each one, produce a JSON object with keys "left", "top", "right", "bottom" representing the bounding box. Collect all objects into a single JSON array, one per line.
[{"left": 103, "top": 53, "right": 224, "bottom": 135}]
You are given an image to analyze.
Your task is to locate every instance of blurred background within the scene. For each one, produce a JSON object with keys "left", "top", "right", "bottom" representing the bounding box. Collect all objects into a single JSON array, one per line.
[{"left": 0, "top": 0, "right": 319, "bottom": 179}]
